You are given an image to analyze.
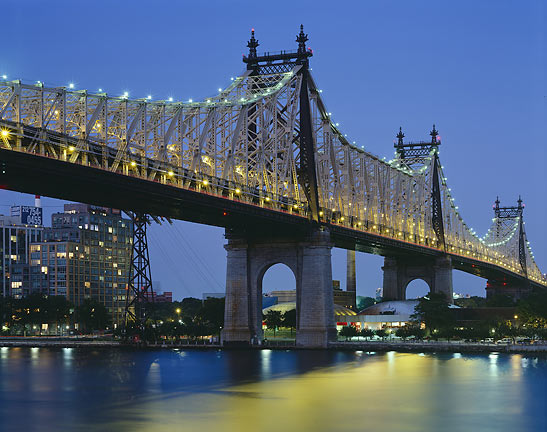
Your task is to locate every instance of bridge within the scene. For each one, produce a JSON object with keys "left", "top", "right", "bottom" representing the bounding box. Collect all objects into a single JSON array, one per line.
[{"left": 0, "top": 26, "right": 545, "bottom": 347}]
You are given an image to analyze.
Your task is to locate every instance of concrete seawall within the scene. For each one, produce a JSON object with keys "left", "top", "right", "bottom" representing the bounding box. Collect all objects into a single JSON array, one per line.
[{"left": 328, "top": 340, "right": 547, "bottom": 354}]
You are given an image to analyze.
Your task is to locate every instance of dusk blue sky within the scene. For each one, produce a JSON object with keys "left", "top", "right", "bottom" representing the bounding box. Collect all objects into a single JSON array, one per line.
[{"left": 1, "top": 1, "right": 545, "bottom": 300}]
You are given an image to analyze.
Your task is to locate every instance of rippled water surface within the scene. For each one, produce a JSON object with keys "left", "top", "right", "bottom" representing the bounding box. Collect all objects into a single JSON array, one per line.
[{"left": 0, "top": 347, "right": 545, "bottom": 432}]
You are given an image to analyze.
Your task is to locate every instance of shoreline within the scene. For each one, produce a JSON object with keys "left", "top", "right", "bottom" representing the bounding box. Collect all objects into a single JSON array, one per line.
[{"left": 1, "top": 337, "right": 547, "bottom": 354}]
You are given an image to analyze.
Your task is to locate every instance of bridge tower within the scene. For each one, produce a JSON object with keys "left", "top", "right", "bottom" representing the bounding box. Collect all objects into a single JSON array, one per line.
[
  {"left": 382, "top": 126, "right": 453, "bottom": 302},
  {"left": 222, "top": 27, "right": 336, "bottom": 348},
  {"left": 485, "top": 197, "right": 531, "bottom": 300},
  {"left": 123, "top": 212, "right": 155, "bottom": 335}
]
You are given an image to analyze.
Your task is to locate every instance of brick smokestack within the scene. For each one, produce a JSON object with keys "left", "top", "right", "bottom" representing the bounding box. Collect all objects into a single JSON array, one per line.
[{"left": 346, "top": 249, "right": 356, "bottom": 310}]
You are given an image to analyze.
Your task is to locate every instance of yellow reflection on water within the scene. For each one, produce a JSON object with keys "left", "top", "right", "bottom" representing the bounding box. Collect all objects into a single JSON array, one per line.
[{"left": 106, "top": 352, "right": 528, "bottom": 432}]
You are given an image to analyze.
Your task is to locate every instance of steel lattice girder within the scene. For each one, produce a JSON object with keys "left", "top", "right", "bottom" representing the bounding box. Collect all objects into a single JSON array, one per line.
[{"left": 0, "top": 67, "right": 545, "bottom": 287}]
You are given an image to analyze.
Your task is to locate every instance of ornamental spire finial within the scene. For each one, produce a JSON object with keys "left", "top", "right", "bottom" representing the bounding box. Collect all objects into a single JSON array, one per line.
[
  {"left": 430, "top": 124, "right": 439, "bottom": 144},
  {"left": 247, "top": 28, "right": 259, "bottom": 59},
  {"left": 296, "top": 24, "right": 308, "bottom": 54},
  {"left": 396, "top": 127, "right": 405, "bottom": 146}
]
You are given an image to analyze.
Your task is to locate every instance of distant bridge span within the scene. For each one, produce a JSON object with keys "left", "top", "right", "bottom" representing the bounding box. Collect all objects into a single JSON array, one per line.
[{"left": 0, "top": 27, "right": 544, "bottom": 346}]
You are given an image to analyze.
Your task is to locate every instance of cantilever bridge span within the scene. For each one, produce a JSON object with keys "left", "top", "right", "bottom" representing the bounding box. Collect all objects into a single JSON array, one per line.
[{"left": 0, "top": 28, "right": 544, "bottom": 346}]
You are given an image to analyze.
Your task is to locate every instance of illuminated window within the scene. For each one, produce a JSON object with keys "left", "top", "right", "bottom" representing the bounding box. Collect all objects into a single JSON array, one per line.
[{"left": 41, "top": 266, "right": 48, "bottom": 274}]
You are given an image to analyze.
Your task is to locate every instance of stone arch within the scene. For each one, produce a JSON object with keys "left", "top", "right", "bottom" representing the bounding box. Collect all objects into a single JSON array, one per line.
[
  {"left": 404, "top": 277, "right": 432, "bottom": 299},
  {"left": 222, "top": 229, "right": 337, "bottom": 347},
  {"left": 247, "top": 242, "right": 302, "bottom": 342},
  {"left": 258, "top": 262, "right": 298, "bottom": 294}
]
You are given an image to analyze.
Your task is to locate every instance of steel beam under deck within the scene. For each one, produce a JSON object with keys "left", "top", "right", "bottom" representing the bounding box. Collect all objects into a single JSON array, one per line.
[{"left": 0, "top": 147, "right": 543, "bottom": 291}]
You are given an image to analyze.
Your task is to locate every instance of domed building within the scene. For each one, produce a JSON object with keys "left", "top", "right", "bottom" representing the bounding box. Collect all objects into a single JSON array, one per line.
[{"left": 354, "top": 300, "right": 419, "bottom": 330}]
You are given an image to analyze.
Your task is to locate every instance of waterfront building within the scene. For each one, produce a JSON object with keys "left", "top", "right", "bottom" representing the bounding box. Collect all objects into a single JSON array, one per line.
[
  {"left": 375, "top": 287, "right": 383, "bottom": 301},
  {"left": 269, "top": 290, "right": 296, "bottom": 303},
  {"left": 0, "top": 204, "right": 43, "bottom": 298},
  {"left": 262, "top": 302, "right": 356, "bottom": 329},
  {"left": 143, "top": 290, "right": 173, "bottom": 302},
  {"left": 30, "top": 204, "right": 133, "bottom": 325},
  {"left": 333, "top": 279, "right": 356, "bottom": 310}
]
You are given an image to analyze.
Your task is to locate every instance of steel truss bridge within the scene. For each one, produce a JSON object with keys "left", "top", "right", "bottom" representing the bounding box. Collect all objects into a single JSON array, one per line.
[{"left": 0, "top": 27, "right": 545, "bottom": 293}]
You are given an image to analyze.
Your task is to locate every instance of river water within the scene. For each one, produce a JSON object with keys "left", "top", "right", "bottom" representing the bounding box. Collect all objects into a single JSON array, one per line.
[{"left": 0, "top": 347, "right": 545, "bottom": 432}]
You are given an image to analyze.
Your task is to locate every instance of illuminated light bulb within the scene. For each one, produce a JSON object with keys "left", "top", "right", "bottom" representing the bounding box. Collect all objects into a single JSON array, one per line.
[
  {"left": 265, "top": 197, "right": 270, "bottom": 202},
  {"left": 1, "top": 75, "right": 6, "bottom": 79},
  {"left": 130, "top": 161, "right": 136, "bottom": 167},
  {"left": 1, "top": 130, "right": 9, "bottom": 138},
  {"left": 68, "top": 83, "right": 74, "bottom": 89},
  {"left": 235, "top": 188, "right": 241, "bottom": 194},
  {"left": 202, "top": 179, "right": 208, "bottom": 186},
  {"left": 189, "top": 99, "right": 193, "bottom": 102},
  {"left": 218, "top": 88, "right": 222, "bottom": 92},
  {"left": 168, "top": 97, "right": 173, "bottom": 102},
  {"left": 123, "top": 91, "right": 129, "bottom": 97},
  {"left": 98, "top": 88, "right": 103, "bottom": 92},
  {"left": 147, "top": 95, "right": 152, "bottom": 100},
  {"left": 168, "top": 171, "right": 174, "bottom": 176},
  {"left": 68, "top": 146, "right": 75, "bottom": 152}
]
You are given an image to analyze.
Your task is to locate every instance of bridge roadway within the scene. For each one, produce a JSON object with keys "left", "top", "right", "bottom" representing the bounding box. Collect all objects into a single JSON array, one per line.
[{"left": 0, "top": 119, "right": 540, "bottom": 291}]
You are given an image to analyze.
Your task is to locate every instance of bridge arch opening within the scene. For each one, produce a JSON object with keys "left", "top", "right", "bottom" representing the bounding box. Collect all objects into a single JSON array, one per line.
[
  {"left": 259, "top": 263, "right": 297, "bottom": 340},
  {"left": 260, "top": 263, "right": 297, "bottom": 294},
  {"left": 405, "top": 279, "right": 430, "bottom": 299}
]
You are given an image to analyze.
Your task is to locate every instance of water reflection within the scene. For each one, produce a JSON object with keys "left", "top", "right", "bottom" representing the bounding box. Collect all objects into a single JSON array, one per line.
[{"left": 0, "top": 348, "right": 545, "bottom": 432}]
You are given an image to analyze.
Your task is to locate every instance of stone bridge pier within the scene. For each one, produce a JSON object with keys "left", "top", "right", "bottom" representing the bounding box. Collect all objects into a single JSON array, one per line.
[
  {"left": 486, "top": 279, "right": 531, "bottom": 301},
  {"left": 382, "top": 255, "right": 453, "bottom": 302},
  {"left": 221, "top": 228, "right": 337, "bottom": 348}
]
